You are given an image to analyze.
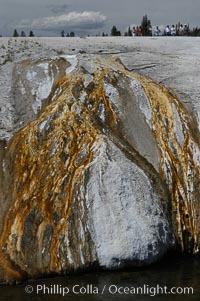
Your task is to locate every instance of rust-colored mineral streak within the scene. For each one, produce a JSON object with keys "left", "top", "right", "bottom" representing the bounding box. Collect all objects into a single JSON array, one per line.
[{"left": 0, "top": 57, "right": 199, "bottom": 283}]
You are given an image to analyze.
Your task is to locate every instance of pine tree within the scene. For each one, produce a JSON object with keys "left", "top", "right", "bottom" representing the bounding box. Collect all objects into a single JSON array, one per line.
[
  {"left": 111, "top": 25, "right": 121, "bottom": 36},
  {"left": 111, "top": 25, "right": 117, "bottom": 36},
  {"left": 29, "top": 30, "right": 34, "bottom": 37},
  {"left": 13, "top": 29, "right": 19, "bottom": 37},
  {"left": 128, "top": 26, "right": 132, "bottom": 36},
  {"left": 141, "top": 15, "right": 152, "bottom": 36},
  {"left": 61, "top": 30, "right": 65, "bottom": 37},
  {"left": 70, "top": 32, "right": 75, "bottom": 37},
  {"left": 20, "top": 30, "right": 26, "bottom": 37}
]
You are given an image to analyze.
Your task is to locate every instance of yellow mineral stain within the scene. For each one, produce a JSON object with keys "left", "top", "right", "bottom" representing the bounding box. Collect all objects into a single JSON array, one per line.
[
  {"left": 0, "top": 67, "right": 118, "bottom": 276},
  {"left": 137, "top": 77, "right": 200, "bottom": 254},
  {"left": 0, "top": 57, "right": 199, "bottom": 281},
  {"left": 106, "top": 56, "right": 200, "bottom": 253}
]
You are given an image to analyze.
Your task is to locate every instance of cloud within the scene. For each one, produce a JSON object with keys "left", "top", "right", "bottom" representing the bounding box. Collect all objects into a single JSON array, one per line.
[
  {"left": 47, "top": 4, "right": 70, "bottom": 15},
  {"left": 18, "top": 11, "right": 107, "bottom": 31}
]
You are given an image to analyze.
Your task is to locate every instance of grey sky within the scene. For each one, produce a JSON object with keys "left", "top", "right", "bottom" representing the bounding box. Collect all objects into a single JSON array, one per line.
[{"left": 0, "top": 0, "right": 200, "bottom": 36}]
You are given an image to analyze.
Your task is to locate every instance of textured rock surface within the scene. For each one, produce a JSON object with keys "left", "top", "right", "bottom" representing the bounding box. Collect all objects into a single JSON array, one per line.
[
  {"left": 86, "top": 139, "right": 171, "bottom": 268},
  {"left": 0, "top": 38, "right": 199, "bottom": 283}
]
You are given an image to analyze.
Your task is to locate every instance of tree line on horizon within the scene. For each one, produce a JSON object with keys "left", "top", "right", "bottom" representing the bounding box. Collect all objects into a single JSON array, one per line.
[
  {"left": 12, "top": 29, "right": 35, "bottom": 37},
  {"left": 1, "top": 15, "right": 200, "bottom": 38}
]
